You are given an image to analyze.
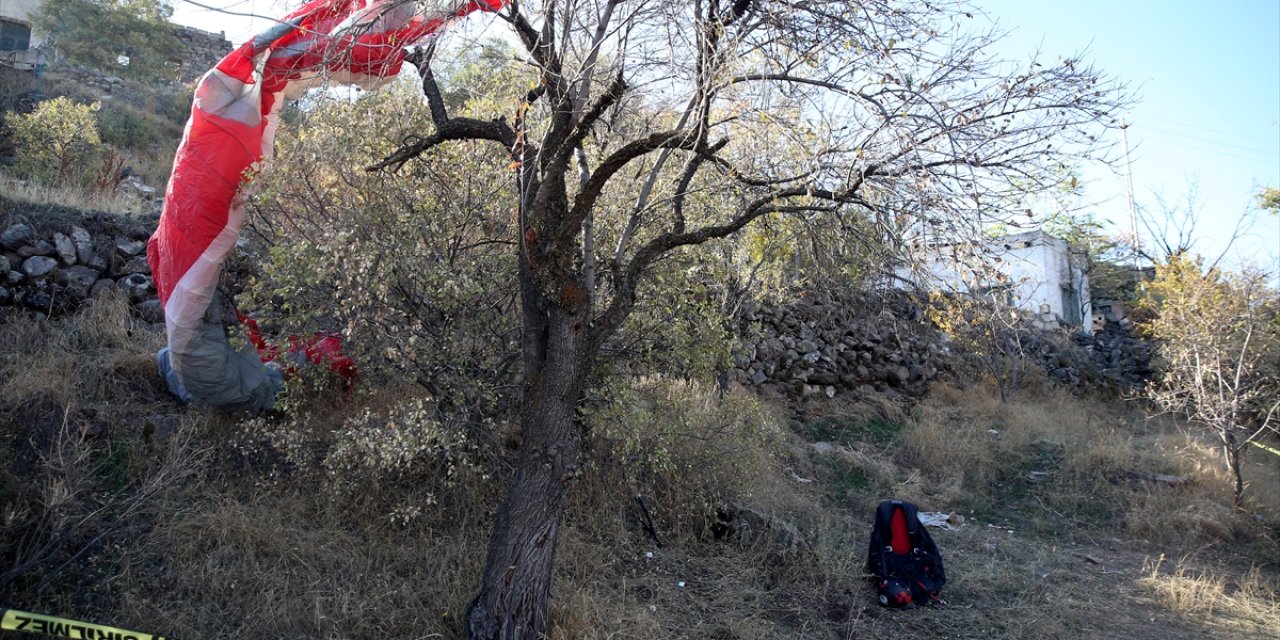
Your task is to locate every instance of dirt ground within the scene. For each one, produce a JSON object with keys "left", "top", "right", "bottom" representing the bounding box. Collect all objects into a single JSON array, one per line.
[{"left": 839, "top": 526, "right": 1275, "bottom": 640}]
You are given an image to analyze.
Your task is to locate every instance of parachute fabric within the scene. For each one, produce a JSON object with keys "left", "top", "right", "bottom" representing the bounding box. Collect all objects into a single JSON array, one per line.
[{"left": 148, "top": 0, "right": 506, "bottom": 413}]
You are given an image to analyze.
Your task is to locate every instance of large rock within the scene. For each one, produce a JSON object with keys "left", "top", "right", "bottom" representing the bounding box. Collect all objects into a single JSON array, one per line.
[
  {"left": 118, "top": 255, "right": 151, "bottom": 275},
  {"left": 1, "top": 223, "right": 34, "bottom": 251},
  {"left": 117, "top": 175, "right": 159, "bottom": 200},
  {"left": 21, "top": 256, "right": 57, "bottom": 277},
  {"left": 59, "top": 265, "right": 101, "bottom": 299},
  {"left": 89, "top": 278, "right": 116, "bottom": 299},
  {"left": 18, "top": 240, "right": 55, "bottom": 258},
  {"left": 20, "top": 283, "right": 52, "bottom": 312},
  {"left": 53, "top": 232, "right": 77, "bottom": 265},
  {"left": 117, "top": 273, "right": 155, "bottom": 301},
  {"left": 115, "top": 236, "right": 147, "bottom": 257},
  {"left": 71, "top": 226, "right": 94, "bottom": 264}
]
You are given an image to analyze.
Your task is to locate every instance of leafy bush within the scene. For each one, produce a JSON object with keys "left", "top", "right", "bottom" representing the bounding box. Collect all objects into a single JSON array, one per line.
[
  {"left": 233, "top": 388, "right": 493, "bottom": 527},
  {"left": 580, "top": 377, "right": 787, "bottom": 538},
  {"left": 7, "top": 96, "right": 103, "bottom": 188},
  {"left": 246, "top": 81, "right": 520, "bottom": 436},
  {"left": 96, "top": 100, "right": 165, "bottom": 149},
  {"left": 1138, "top": 254, "right": 1280, "bottom": 507}
]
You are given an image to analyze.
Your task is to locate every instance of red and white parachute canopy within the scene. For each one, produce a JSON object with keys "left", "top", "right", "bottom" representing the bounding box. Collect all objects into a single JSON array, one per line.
[{"left": 147, "top": 0, "right": 505, "bottom": 412}]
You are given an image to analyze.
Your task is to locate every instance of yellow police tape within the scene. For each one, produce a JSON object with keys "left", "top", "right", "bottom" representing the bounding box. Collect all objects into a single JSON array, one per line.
[
  {"left": 1250, "top": 440, "right": 1280, "bottom": 458},
  {"left": 0, "top": 608, "right": 180, "bottom": 640}
]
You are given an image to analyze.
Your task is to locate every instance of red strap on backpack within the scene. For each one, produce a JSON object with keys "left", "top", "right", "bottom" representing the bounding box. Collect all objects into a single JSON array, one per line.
[{"left": 890, "top": 506, "right": 911, "bottom": 554}]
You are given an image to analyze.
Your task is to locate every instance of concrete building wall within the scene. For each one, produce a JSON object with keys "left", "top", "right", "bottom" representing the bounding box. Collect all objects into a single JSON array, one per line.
[
  {"left": 997, "top": 231, "right": 1092, "bottom": 332},
  {"left": 1, "top": 0, "right": 48, "bottom": 48},
  {"left": 898, "top": 229, "right": 1093, "bottom": 333}
]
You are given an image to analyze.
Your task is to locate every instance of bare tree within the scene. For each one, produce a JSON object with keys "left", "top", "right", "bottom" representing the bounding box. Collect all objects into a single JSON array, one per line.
[
  {"left": 1141, "top": 255, "right": 1280, "bottom": 509},
  {"left": 1135, "top": 179, "right": 1259, "bottom": 270},
  {"left": 369, "top": 1, "right": 1128, "bottom": 637}
]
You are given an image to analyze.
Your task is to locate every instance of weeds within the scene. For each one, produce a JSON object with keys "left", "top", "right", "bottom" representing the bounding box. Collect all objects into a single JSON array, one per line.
[
  {"left": 2, "top": 175, "right": 156, "bottom": 217},
  {"left": 1140, "top": 554, "right": 1280, "bottom": 635},
  {"left": 2, "top": 298, "right": 1277, "bottom": 639},
  {"left": 0, "top": 294, "right": 203, "bottom": 612}
]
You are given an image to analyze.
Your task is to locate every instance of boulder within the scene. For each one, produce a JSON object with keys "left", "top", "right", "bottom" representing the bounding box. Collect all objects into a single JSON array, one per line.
[
  {"left": 18, "top": 240, "right": 55, "bottom": 258},
  {"left": 117, "top": 273, "right": 155, "bottom": 301},
  {"left": 21, "top": 256, "right": 57, "bottom": 278},
  {"left": 1, "top": 223, "right": 33, "bottom": 251},
  {"left": 115, "top": 236, "right": 147, "bottom": 257},
  {"left": 118, "top": 255, "right": 151, "bottom": 275},
  {"left": 71, "top": 226, "right": 94, "bottom": 264},
  {"left": 59, "top": 265, "right": 101, "bottom": 299}
]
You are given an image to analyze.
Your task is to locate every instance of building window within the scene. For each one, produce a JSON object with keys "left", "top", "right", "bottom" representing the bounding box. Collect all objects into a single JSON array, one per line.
[
  {"left": 1061, "top": 285, "right": 1082, "bottom": 327},
  {"left": 1, "top": 19, "right": 32, "bottom": 51}
]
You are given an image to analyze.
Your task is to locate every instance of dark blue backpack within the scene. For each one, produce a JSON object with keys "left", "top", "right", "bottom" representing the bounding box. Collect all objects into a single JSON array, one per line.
[{"left": 866, "top": 499, "right": 947, "bottom": 607}]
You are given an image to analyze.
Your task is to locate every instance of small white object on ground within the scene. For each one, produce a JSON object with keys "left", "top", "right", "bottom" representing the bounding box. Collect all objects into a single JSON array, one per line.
[{"left": 917, "top": 511, "right": 964, "bottom": 530}]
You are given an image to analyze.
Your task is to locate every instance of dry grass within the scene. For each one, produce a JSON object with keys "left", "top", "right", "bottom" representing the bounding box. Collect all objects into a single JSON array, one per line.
[
  {"left": 1, "top": 175, "right": 154, "bottom": 217},
  {"left": 2, "top": 303, "right": 1278, "bottom": 639},
  {"left": 1, "top": 175, "right": 159, "bottom": 217},
  {"left": 1, "top": 294, "right": 203, "bottom": 617},
  {"left": 1139, "top": 555, "right": 1280, "bottom": 638},
  {"left": 1, "top": 292, "right": 168, "bottom": 411},
  {"left": 124, "top": 496, "right": 490, "bottom": 639}
]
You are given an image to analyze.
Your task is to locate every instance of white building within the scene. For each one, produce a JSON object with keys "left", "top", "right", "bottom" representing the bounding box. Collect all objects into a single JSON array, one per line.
[
  {"left": 900, "top": 229, "right": 1093, "bottom": 333},
  {"left": 1, "top": 0, "right": 49, "bottom": 68}
]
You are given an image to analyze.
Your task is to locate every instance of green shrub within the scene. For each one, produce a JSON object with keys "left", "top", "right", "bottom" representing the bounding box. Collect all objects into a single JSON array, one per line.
[
  {"left": 246, "top": 81, "right": 520, "bottom": 438},
  {"left": 581, "top": 378, "right": 787, "bottom": 537},
  {"left": 7, "top": 96, "right": 104, "bottom": 188},
  {"left": 96, "top": 102, "right": 163, "bottom": 149}
]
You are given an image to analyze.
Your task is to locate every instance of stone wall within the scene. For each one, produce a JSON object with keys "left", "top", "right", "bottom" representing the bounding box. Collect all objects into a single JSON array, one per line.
[
  {"left": 728, "top": 289, "right": 947, "bottom": 400},
  {"left": 1, "top": 196, "right": 161, "bottom": 321},
  {"left": 172, "top": 25, "right": 232, "bottom": 83},
  {"left": 726, "top": 287, "right": 1152, "bottom": 401},
  {"left": 1, "top": 199, "right": 1155, "bottom": 398}
]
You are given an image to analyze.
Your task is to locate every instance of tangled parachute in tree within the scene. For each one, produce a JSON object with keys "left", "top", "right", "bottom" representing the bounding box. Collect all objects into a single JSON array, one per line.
[{"left": 147, "top": 0, "right": 505, "bottom": 414}]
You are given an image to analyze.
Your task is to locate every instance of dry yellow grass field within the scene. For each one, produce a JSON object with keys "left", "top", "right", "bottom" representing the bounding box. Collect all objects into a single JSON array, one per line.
[{"left": 2, "top": 295, "right": 1277, "bottom": 639}]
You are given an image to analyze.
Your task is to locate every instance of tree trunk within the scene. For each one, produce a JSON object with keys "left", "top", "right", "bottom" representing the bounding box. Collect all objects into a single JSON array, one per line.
[
  {"left": 1223, "top": 428, "right": 1245, "bottom": 509},
  {"left": 467, "top": 253, "right": 590, "bottom": 639}
]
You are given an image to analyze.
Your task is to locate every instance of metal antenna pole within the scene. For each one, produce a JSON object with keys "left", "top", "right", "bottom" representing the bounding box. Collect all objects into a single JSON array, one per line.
[{"left": 1120, "top": 118, "right": 1141, "bottom": 274}]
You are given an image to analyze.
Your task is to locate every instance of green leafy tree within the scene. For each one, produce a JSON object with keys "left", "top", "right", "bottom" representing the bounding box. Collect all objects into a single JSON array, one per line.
[
  {"left": 35, "top": 0, "right": 181, "bottom": 81},
  {"left": 352, "top": 2, "right": 1129, "bottom": 637},
  {"left": 1259, "top": 187, "right": 1280, "bottom": 216},
  {"left": 1140, "top": 255, "right": 1280, "bottom": 508},
  {"left": 7, "top": 96, "right": 102, "bottom": 187}
]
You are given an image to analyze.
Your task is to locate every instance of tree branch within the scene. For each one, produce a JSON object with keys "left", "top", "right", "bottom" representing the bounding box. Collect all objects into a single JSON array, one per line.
[
  {"left": 591, "top": 187, "right": 848, "bottom": 349},
  {"left": 406, "top": 43, "right": 447, "bottom": 127},
  {"left": 367, "top": 118, "right": 517, "bottom": 172},
  {"left": 565, "top": 128, "right": 705, "bottom": 235}
]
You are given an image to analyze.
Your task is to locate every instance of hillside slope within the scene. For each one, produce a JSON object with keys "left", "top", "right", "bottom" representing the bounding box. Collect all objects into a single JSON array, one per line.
[{"left": 1, "top": 278, "right": 1276, "bottom": 639}]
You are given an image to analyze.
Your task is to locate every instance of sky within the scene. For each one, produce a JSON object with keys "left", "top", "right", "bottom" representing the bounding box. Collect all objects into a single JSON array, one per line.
[
  {"left": 973, "top": 0, "right": 1280, "bottom": 273},
  {"left": 168, "top": 0, "right": 1280, "bottom": 273}
]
